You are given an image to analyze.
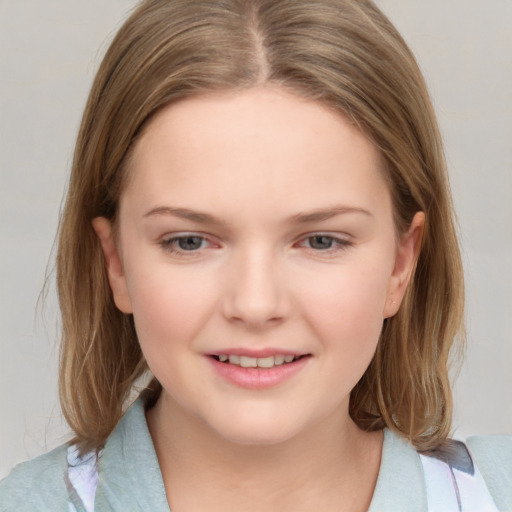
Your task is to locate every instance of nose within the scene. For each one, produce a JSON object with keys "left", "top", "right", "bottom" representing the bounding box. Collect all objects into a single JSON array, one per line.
[{"left": 221, "top": 246, "right": 289, "bottom": 329}]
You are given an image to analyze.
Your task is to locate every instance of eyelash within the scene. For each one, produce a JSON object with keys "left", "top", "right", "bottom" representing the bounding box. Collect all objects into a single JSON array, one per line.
[
  {"left": 296, "top": 234, "right": 352, "bottom": 254},
  {"left": 158, "top": 233, "right": 352, "bottom": 257},
  {"left": 159, "top": 235, "right": 211, "bottom": 256}
]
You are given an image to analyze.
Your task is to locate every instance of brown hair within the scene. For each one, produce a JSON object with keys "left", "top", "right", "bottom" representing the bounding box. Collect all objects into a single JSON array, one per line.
[{"left": 57, "top": 0, "right": 464, "bottom": 453}]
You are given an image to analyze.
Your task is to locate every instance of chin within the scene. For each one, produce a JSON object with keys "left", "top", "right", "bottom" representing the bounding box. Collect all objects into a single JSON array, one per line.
[{"left": 205, "top": 410, "right": 307, "bottom": 447}]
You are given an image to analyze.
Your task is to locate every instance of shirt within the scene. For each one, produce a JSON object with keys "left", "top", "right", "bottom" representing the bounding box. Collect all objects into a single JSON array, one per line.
[{"left": 1, "top": 399, "right": 511, "bottom": 511}]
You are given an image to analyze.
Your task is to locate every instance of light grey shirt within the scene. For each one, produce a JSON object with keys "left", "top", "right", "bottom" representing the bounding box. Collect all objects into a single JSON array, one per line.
[{"left": 1, "top": 399, "right": 511, "bottom": 511}]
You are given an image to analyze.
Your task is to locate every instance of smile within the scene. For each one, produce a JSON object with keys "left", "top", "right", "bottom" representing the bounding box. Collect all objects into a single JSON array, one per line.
[
  {"left": 208, "top": 352, "right": 311, "bottom": 389},
  {"left": 213, "top": 354, "right": 304, "bottom": 368}
]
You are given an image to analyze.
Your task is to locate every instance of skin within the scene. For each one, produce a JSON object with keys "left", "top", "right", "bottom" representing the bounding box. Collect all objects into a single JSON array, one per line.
[{"left": 93, "top": 86, "right": 424, "bottom": 512}]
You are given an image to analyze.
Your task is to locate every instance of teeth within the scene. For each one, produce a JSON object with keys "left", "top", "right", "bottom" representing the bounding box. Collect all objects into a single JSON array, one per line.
[
  {"left": 217, "top": 354, "right": 301, "bottom": 368},
  {"left": 257, "top": 356, "right": 275, "bottom": 368},
  {"left": 274, "top": 355, "right": 285, "bottom": 365},
  {"left": 240, "top": 356, "right": 257, "bottom": 368}
]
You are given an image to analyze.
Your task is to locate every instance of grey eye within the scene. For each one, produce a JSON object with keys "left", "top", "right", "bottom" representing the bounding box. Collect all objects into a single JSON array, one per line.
[
  {"left": 177, "top": 236, "right": 204, "bottom": 251},
  {"left": 308, "top": 235, "right": 335, "bottom": 250}
]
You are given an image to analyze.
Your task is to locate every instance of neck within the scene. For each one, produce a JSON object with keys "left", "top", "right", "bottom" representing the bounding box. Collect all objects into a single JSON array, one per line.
[{"left": 146, "top": 393, "right": 383, "bottom": 512}]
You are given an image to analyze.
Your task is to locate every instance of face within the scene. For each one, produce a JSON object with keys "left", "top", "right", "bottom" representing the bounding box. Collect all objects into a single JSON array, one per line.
[{"left": 94, "top": 87, "right": 422, "bottom": 446}]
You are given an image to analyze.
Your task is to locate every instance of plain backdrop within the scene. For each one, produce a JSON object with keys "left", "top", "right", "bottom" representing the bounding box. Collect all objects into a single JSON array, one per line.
[{"left": 1, "top": 1, "right": 511, "bottom": 479}]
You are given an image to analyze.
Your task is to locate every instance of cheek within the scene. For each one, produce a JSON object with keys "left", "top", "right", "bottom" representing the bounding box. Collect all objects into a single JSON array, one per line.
[
  {"left": 125, "top": 267, "right": 219, "bottom": 405},
  {"left": 298, "top": 261, "right": 391, "bottom": 353},
  {"left": 289, "top": 261, "right": 393, "bottom": 417},
  {"left": 126, "top": 265, "right": 218, "bottom": 355}
]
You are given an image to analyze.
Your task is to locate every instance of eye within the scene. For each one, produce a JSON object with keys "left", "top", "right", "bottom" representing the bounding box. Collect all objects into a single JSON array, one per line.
[
  {"left": 298, "top": 234, "right": 351, "bottom": 254},
  {"left": 159, "top": 234, "right": 211, "bottom": 256},
  {"left": 174, "top": 235, "right": 205, "bottom": 251},
  {"left": 308, "top": 235, "right": 338, "bottom": 250}
]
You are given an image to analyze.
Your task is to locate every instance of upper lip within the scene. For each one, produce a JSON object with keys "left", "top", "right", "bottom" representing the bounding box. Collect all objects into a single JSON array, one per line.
[{"left": 207, "top": 348, "right": 309, "bottom": 358}]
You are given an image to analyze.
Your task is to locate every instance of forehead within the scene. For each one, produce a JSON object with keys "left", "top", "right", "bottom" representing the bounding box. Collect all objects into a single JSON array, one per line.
[{"left": 121, "top": 86, "right": 390, "bottom": 223}]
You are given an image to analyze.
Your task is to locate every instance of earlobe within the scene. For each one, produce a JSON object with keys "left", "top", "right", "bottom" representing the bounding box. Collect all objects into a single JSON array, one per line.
[
  {"left": 383, "top": 211, "right": 425, "bottom": 318},
  {"left": 92, "top": 217, "right": 133, "bottom": 314}
]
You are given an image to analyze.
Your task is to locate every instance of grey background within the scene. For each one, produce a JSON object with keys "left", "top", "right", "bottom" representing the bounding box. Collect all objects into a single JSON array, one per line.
[{"left": 1, "top": 1, "right": 511, "bottom": 479}]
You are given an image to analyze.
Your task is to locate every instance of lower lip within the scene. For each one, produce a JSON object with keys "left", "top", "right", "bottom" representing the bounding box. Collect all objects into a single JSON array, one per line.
[{"left": 208, "top": 356, "right": 310, "bottom": 390}]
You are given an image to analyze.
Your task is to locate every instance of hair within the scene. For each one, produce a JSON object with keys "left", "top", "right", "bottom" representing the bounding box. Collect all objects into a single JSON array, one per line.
[{"left": 57, "top": 0, "right": 464, "bottom": 454}]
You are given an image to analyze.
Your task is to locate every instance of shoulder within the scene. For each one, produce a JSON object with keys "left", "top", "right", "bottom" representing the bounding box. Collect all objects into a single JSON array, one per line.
[
  {"left": 369, "top": 429, "right": 512, "bottom": 512},
  {"left": 419, "top": 434, "right": 512, "bottom": 512},
  {"left": 0, "top": 443, "right": 70, "bottom": 512},
  {"left": 466, "top": 434, "right": 512, "bottom": 511}
]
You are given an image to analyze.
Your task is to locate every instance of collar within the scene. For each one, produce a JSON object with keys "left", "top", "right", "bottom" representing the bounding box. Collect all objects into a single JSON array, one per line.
[
  {"left": 94, "top": 399, "right": 427, "bottom": 511},
  {"left": 94, "top": 399, "right": 171, "bottom": 511}
]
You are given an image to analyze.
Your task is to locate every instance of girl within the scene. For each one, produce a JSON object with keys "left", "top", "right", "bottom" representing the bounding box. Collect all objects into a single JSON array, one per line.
[{"left": 1, "top": 0, "right": 511, "bottom": 510}]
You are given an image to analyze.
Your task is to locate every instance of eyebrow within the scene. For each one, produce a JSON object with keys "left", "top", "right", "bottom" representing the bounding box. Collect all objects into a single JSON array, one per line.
[
  {"left": 143, "top": 205, "right": 372, "bottom": 225},
  {"left": 144, "top": 207, "right": 230, "bottom": 226},
  {"left": 290, "top": 206, "right": 373, "bottom": 223}
]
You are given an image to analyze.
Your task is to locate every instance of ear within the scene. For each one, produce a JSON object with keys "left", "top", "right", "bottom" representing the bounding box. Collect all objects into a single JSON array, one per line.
[
  {"left": 92, "top": 217, "right": 133, "bottom": 314},
  {"left": 383, "top": 211, "right": 425, "bottom": 319}
]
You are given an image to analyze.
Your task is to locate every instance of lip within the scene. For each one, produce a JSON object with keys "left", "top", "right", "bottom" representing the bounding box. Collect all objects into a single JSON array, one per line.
[{"left": 206, "top": 352, "right": 311, "bottom": 390}]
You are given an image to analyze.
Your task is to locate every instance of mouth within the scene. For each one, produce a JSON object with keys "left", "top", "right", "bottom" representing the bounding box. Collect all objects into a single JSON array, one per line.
[
  {"left": 207, "top": 351, "right": 311, "bottom": 389},
  {"left": 210, "top": 354, "right": 308, "bottom": 369}
]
